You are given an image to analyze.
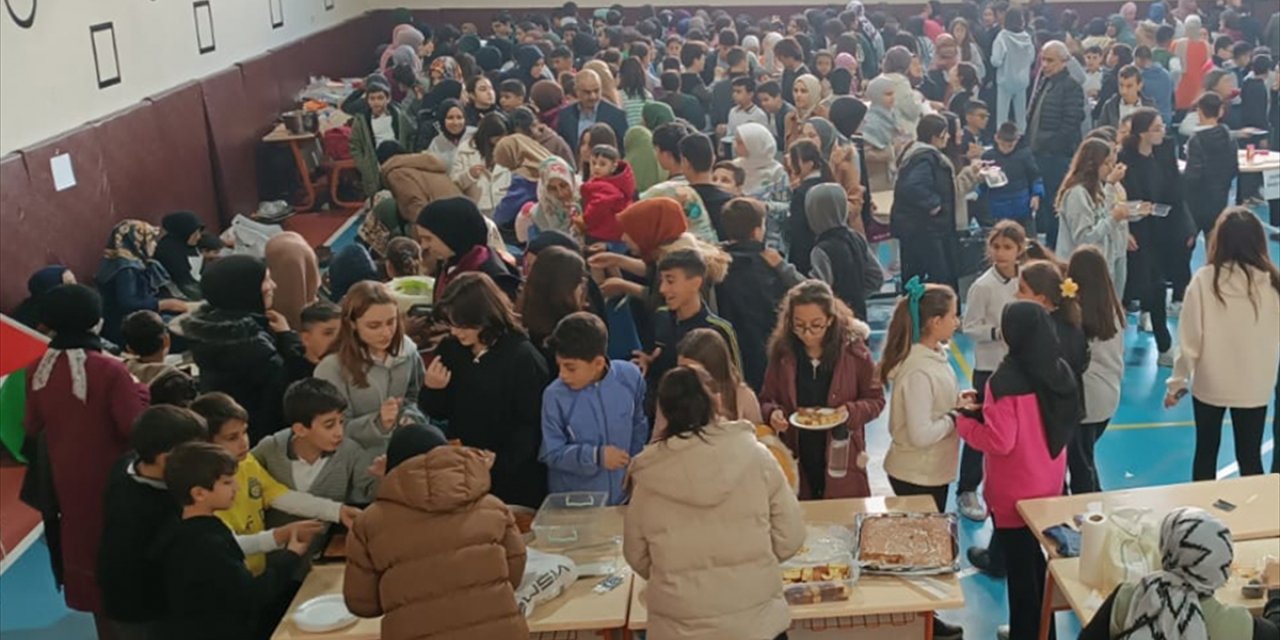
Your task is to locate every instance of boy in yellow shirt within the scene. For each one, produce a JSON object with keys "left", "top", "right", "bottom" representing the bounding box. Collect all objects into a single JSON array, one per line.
[{"left": 191, "top": 392, "right": 359, "bottom": 574}]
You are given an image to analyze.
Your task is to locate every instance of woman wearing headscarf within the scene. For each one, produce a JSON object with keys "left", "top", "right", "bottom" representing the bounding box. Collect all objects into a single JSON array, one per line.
[
  {"left": 380, "top": 25, "right": 426, "bottom": 80},
  {"left": 427, "top": 56, "right": 463, "bottom": 90},
  {"left": 732, "top": 122, "right": 791, "bottom": 250},
  {"left": 517, "top": 156, "right": 582, "bottom": 242},
  {"left": 95, "top": 220, "right": 188, "bottom": 342},
  {"left": 425, "top": 98, "right": 474, "bottom": 168},
  {"left": 621, "top": 103, "right": 673, "bottom": 194},
  {"left": 880, "top": 46, "right": 926, "bottom": 136},
  {"left": 416, "top": 197, "right": 522, "bottom": 303},
  {"left": 784, "top": 74, "right": 826, "bottom": 149},
  {"left": 583, "top": 59, "right": 622, "bottom": 107},
  {"left": 152, "top": 211, "right": 205, "bottom": 300},
  {"left": 491, "top": 133, "right": 553, "bottom": 229},
  {"left": 24, "top": 284, "right": 149, "bottom": 631},
  {"left": 263, "top": 231, "right": 319, "bottom": 330},
  {"left": 1172, "top": 15, "right": 1211, "bottom": 111},
  {"left": 802, "top": 117, "right": 866, "bottom": 235},
  {"left": 328, "top": 244, "right": 378, "bottom": 302},
  {"left": 12, "top": 266, "right": 76, "bottom": 331},
  {"left": 861, "top": 75, "right": 910, "bottom": 191},
  {"left": 761, "top": 32, "right": 784, "bottom": 77},
  {"left": 1109, "top": 13, "right": 1138, "bottom": 47},
  {"left": 530, "top": 79, "right": 568, "bottom": 129},
  {"left": 475, "top": 45, "right": 503, "bottom": 76},
  {"left": 507, "top": 45, "right": 547, "bottom": 92}
]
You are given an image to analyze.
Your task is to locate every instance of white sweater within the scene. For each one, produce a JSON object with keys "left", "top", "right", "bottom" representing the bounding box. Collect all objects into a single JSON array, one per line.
[
  {"left": 963, "top": 266, "right": 1019, "bottom": 372},
  {"left": 884, "top": 343, "right": 960, "bottom": 487},
  {"left": 1083, "top": 333, "right": 1125, "bottom": 423},
  {"left": 1168, "top": 264, "right": 1280, "bottom": 407}
]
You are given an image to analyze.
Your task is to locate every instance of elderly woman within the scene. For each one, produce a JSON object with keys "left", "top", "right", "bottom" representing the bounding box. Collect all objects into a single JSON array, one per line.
[
  {"left": 491, "top": 133, "right": 553, "bottom": 229},
  {"left": 95, "top": 220, "right": 189, "bottom": 342}
]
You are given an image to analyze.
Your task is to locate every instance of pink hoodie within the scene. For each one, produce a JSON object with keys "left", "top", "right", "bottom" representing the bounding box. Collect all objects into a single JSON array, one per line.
[{"left": 955, "top": 386, "right": 1066, "bottom": 529}]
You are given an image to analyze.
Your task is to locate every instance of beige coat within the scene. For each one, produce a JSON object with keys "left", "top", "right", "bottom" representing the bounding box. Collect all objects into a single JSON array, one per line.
[
  {"left": 344, "top": 446, "right": 528, "bottom": 640},
  {"left": 380, "top": 153, "right": 462, "bottom": 224},
  {"left": 624, "top": 419, "right": 806, "bottom": 640}
]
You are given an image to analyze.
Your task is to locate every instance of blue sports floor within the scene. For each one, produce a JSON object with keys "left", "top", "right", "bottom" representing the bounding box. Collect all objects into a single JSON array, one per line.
[{"left": 2, "top": 218, "right": 1275, "bottom": 639}]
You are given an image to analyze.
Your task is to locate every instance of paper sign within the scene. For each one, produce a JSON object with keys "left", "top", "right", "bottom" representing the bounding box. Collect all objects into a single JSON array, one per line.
[
  {"left": 51, "top": 153, "right": 76, "bottom": 191},
  {"left": 1263, "top": 169, "right": 1279, "bottom": 201}
]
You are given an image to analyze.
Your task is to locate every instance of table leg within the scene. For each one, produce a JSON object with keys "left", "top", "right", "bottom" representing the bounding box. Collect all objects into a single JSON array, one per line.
[
  {"left": 1038, "top": 577, "right": 1055, "bottom": 640},
  {"left": 287, "top": 139, "right": 316, "bottom": 212},
  {"left": 924, "top": 610, "right": 934, "bottom": 640}
]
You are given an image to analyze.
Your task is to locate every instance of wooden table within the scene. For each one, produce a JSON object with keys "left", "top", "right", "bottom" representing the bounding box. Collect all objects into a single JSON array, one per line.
[
  {"left": 628, "top": 496, "right": 965, "bottom": 638},
  {"left": 1049, "top": 537, "right": 1280, "bottom": 631},
  {"left": 1018, "top": 475, "right": 1280, "bottom": 640},
  {"left": 273, "top": 507, "right": 635, "bottom": 639},
  {"left": 262, "top": 124, "right": 321, "bottom": 212}
]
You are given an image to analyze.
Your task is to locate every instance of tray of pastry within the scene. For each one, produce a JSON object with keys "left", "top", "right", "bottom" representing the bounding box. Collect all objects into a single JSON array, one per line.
[
  {"left": 780, "top": 524, "right": 857, "bottom": 604},
  {"left": 853, "top": 512, "right": 959, "bottom": 575}
]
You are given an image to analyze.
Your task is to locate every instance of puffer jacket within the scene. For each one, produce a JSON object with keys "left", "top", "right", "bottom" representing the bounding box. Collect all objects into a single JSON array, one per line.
[
  {"left": 344, "top": 446, "right": 528, "bottom": 640},
  {"left": 624, "top": 419, "right": 806, "bottom": 640},
  {"left": 381, "top": 153, "right": 463, "bottom": 224},
  {"left": 449, "top": 139, "right": 512, "bottom": 217},
  {"left": 1026, "top": 71, "right": 1085, "bottom": 155},
  {"left": 891, "top": 142, "right": 957, "bottom": 238},
  {"left": 178, "top": 306, "right": 288, "bottom": 443}
]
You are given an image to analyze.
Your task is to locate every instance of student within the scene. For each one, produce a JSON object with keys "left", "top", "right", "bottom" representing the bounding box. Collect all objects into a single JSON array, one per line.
[
  {"left": 656, "top": 73, "right": 704, "bottom": 132},
  {"left": 726, "top": 76, "right": 768, "bottom": 146},
  {"left": 760, "top": 281, "right": 886, "bottom": 499},
  {"left": 1055, "top": 138, "right": 1132, "bottom": 294},
  {"left": 416, "top": 196, "right": 523, "bottom": 303},
  {"left": 191, "top": 392, "right": 354, "bottom": 576},
  {"left": 954, "top": 301, "right": 1080, "bottom": 640},
  {"left": 156, "top": 442, "right": 310, "bottom": 640},
  {"left": 715, "top": 199, "right": 806, "bottom": 391},
  {"left": 152, "top": 210, "right": 205, "bottom": 301},
  {"left": 787, "top": 139, "right": 835, "bottom": 276},
  {"left": 624, "top": 366, "right": 805, "bottom": 640},
  {"left": 618, "top": 57, "right": 653, "bottom": 127},
  {"left": 424, "top": 99, "right": 474, "bottom": 169},
  {"left": 1133, "top": 46, "right": 1174, "bottom": 125},
  {"left": 464, "top": 75, "right": 498, "bottom": 125},
  {"left": 344, "top": 73, "right": 416, "bottom": 200},
  {"left": 961, "top": 100, "right": 992, "bottom": 149},
  {"left": 24, "top": 284, "right": 150, "bottom": 629},
  {"left": 251, "top": 378, "right": 379, "bottom": 509},
  {"left": 98, "top": 406, "right": 207, "bottom": 639},
  {"left": 755, "top": 80, "right": 795, "bottom": 152},
  {"left": 893, "top": 114, "right": 960, "bottom": 292},
  {"left": 776, "top": 37, "right": 811, "bottom": 106},
  {"left": 1082, "top": 45, "right": 1105, "bottom": 98},
  {"left": 680, "top": 42, "right": 714, "bottom": 109},
  {"left": 539, "top": 313, "right": 648, "bottom": 505},
  {"left": 711, "top": 161, "right": 745, "bottom": 197},
  {"left": 681, "top": 133, "right": 734, "bottom": 239},
  {"left": 344, "top": 423, "right": 528, "bottom": 640},
  {"left": 1166, "top": 209, "right": 1280, "bottom": 481},
  {"left": 1095, "top": 64, "right": 1154, "bottom": 129},
  {"left": 149, "top": 369, "right": 200, "bottom": 409},
  {"left": 1066, "top": 247, "right": 1126, "bottom": 493},
  {"left": 805, "top": 183, "right": 882, "bottom": 319},
  {"left": 498, "top": 78, "right": 527, "bottom": 115},
  {"left": 284, "top": 301, "right": 341, "bottom": 383},
  {"left": 957, "top": 221, "right": 1026, "bottom": 522},
  {"left": 421, "top": 272, "right": 551, "bottom": 508},
  {"left": 581, "top": 144, "right": 636, "bottom": 244},
  {"left": 121, "top": 309, "right": 177, "bottom": 385},
  {"left": 981, "top": 122, "right": 1045, "bottom": 230},
  {"left": 658, "top": 328, "right": 763, "bottom": 438}
]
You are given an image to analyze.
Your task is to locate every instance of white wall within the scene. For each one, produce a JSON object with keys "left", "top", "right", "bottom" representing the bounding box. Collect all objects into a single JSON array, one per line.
[{"left": 0, "top": 0, "right": 370, "bottom": 155}]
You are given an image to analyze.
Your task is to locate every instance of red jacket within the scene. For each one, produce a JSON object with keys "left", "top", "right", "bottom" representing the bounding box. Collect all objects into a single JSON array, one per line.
[{"left": 580, "top": 161, "right": 637, "bottom": 242}]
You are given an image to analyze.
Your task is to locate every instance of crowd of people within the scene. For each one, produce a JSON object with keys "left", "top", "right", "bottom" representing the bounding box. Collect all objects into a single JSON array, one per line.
[{"left": 9, "top": 1, "right": 1280, "bottom": 639}]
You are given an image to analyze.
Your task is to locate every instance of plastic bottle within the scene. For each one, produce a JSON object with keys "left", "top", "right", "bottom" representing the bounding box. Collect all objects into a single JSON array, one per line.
[{"left": 827, "top": 425, "right": 850, "bottom": 478}]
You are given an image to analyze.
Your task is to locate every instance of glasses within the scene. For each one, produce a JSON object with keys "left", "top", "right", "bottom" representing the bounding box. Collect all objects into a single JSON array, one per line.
[{"left": 792, "top": 320, "right": 830, "bottom": 336}]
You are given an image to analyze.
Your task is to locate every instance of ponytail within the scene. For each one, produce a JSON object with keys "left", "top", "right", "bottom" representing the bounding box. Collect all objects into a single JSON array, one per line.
[{"left": 878, "top": 279, "right": 957, "bottom": 385}]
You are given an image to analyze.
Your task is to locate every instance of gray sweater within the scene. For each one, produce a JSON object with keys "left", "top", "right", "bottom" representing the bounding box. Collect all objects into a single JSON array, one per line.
[
  {"left": 314, "top": 335, "right": 426, "bottom": 456},
  {"left": 250, "top": 429, "right": 379, "bottom": 509}
]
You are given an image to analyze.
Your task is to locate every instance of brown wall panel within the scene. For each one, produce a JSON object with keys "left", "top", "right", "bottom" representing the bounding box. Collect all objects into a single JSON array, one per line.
[{"left": 200, "top": 66, "right": 261, "bottom": 222}]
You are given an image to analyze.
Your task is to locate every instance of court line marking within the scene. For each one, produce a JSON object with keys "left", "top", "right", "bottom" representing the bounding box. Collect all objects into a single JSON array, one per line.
[{"left": 1217, "top": 439, "right": 1276, "bottom": 479}]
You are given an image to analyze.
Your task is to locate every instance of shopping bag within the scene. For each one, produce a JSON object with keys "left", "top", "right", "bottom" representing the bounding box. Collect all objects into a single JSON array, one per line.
[
  {"left": 515, "top": 548, "right": 578, "bottom": 618},
  {"left": 1101, "top": 506, "right": 1160, "bottom": 592}
]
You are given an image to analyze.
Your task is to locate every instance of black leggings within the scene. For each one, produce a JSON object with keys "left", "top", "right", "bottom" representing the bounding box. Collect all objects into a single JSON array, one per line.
[
  {"left": 1191, "top": 398, "right": 1269, "bottom": 481},
  {"left": 995, "top": 525, "right": 1054, "bottom": 640},
  {"left": 888, "top": 476, "right": 950, "bottom": 513},
  {"left": 1066, "top": 419, "right": 1110, "bottom": 494}
]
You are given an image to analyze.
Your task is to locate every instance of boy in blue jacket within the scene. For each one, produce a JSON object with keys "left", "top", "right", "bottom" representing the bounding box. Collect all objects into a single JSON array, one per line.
[
  {"left": 539, "top": 312, "right": 649, "bottom": 505},
  {"left": 980, "top": 122, "right": 1045, "bottom": 231}
]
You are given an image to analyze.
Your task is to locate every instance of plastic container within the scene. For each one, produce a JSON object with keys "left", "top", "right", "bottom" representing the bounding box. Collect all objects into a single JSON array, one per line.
[
  {"left": 532, "top": 492, "right": 608, "bottom": 549},
  {"left": 827, "top": 426, "right": 850, "bottom": 478},
  {"left": 781, "top": 524, "right": 857, "bottom": 604}
]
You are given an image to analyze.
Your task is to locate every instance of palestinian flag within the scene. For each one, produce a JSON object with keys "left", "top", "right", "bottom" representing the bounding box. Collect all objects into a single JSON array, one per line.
[{"left": 0, "top": 316, "right": 48, "bottom": 461}]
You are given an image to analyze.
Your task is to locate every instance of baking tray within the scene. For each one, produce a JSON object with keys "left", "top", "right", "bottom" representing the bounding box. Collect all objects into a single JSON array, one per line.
[{"left": 852, "top": 512, "right": 960, "bottom": 575}]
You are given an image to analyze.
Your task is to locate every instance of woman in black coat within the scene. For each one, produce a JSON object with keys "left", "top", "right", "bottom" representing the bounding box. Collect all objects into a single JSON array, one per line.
[
  {"left": 891, "top": 114, "right": 959, "bottom": 293},
  {"left": 152, "top": 211, "right": 205, "bottom": 300}
]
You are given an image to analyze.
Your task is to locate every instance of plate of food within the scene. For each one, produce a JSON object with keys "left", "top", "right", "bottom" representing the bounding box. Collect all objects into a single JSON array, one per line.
[
  {"left": 790, "top": 407, "right": 849, "bottom": 430},
  {"left": 853, "top": 512, "right": 960, "bottom": 575}
]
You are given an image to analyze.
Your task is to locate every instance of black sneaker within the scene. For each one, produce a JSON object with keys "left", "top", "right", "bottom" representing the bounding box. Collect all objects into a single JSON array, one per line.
[
  {"left": 933, "top": 615, "right": 964, "bottom": 640},
  {"left": 967, "top": 546, "right": 1007, "bottom": 578}
]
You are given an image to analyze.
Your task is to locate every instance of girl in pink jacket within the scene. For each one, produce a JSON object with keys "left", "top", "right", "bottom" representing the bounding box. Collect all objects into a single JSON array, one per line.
[{"left": 955, "top": 301, "right": 1081, "bottom": 640}]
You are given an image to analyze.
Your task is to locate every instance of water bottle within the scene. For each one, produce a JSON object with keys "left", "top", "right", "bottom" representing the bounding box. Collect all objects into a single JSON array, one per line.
[{"left": 827, "top": 425, "right": 850, "bottom": 478}]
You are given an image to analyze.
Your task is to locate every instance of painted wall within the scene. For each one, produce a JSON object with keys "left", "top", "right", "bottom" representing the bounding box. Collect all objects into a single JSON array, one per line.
[{"left": 0, "top": 0, "right": 370, "bottom": 155}]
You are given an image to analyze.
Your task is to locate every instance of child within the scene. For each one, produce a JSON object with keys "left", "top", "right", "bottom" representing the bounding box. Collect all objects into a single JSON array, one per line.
[
  {"left": 786, "top": 139, "right": 835, "bottom": 275},
  {"left": 624, "top": 366, "right": 805, "bottom": 640},
  {"left": 191, "top": 392, "right": 355, "bottom": 575},
  {"left": 955, "top": 301, "right": 1080, "bottom": 640},
  {"left": 156, "top": 442, "right": 311, "bottom": 640},
  {"left": 1166, "top": 209, "right": 1280, "bottom": 481},
  {"left": 958, "top": 221, "right": 1025, "bottom": 520},
  {"left": 498, "top": 78, "right": 527, "bottom": 114},
  {"left": 314, "top": 281, "right": 427, "bottom": 457},
  {"left": 344, "top": 423, "right": 528, "bottom": 640},
  {"left": 659, "top": 327, "right": 763, "bottom": 436},
  {"left": 726, "top": 76, "right": 768, "bottom": 148},
  {"left": 283, "top": 300, "right": 342, "bottom": 383},
  {"left": 197, "top": 232, "right": 225, "bottom": 264},
  {"left": 760, "top": 281, "right": 886, "bottom": 499},
  {"left": 1066, "top": 247, "right": 1127, "bottom": 493},
  {"left": 251, "top": 379, "right": 379, "bottom": 508},
  {"left": 99, "top": 406, "right": 207, "bottom": 639},
  {"left": 149, "top": 369, "right": 200, "bottom": 408},
  {"left": 1083, "top": 45, "right": 1105, "bottom": 98},
  {"left": 711, "top": 161, "right": 745, "bottom": 196},
  {"left": 962, "top": 100, "right": 992, "bottom": 149},
  {"left": 981, "top": 122, "right": 1045, "bottom": 230},
  {"left": 1055, "top": 138, "right": 1132, "bottom": 294},
  {"left": 879, "top": 281, "right": 962, "bottom": 513},
  {"left": 580, "top": 144, "right": 637, "bottom": 244},
  {"left": 804, "top": 183, "right": 883, "bottom": 320},
  {"left": 539, "top": 312, "right": 648, "bottom": 505},
  {"left": 121, "top": 309, "right": 177, "bottom": 385},
  {"left": 756, "top": 80, "right": 795, "bottom": 152},
  {"left": 344, "top": 74, "right": 415, "bottom": 200},
  {"left": 714, "top": 198, "right": 806, "bottom": 391}
]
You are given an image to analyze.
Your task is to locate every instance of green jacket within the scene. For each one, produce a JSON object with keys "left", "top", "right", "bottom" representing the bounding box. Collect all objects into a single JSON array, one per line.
[{"left": 344, "top": 91, "right": 417, "bottom": 199}]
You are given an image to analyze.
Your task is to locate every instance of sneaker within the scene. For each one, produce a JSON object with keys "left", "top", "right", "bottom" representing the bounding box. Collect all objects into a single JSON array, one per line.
[
  {"left": 996, "top": 625, "right": 1010, "bottom": 640},
  {"left": 1140, "top": 312, "right": 1153, "bottom": 333},
  {"left": 958, "top": 491, "right": 988, "bottom": 522},
  {"left": 1157, "top": 349, "right": 1175, "bottom": 368},
  {"left": 932, "top": 615, "right": 964, "bottom": 640},
  {"left": 967, "top": 546, "right": 1007, "bottom": 578}
]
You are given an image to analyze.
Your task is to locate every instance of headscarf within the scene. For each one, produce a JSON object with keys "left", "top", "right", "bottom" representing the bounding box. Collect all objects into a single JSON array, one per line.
[
  {"left": 762, "top": 32, "right": 783, "bottom": 74},
  {"left": 1119, "top": 507, "right": 1234, "bottom": 640},
  {"left": 327, "top": 245, "right": 378, "bottom": 302},
  {"left": 624, "top": 127, "right": 666, "bottom": 193},
  {"left": 616, "top": 198, "right": 688, "bottom": 261},
  {"left": 530, "top": 156, "right": 581, "bottom": 234},
  {"left": 421, "top": 80, "right": 463, "bottom": 119},
  {"left": 27, "top": 266, "right": 70, "bottom": 298},
  {"left": 806, "top": 117, "right": 845, "bottom": 157},
  {"left": 429, "top": 56, "right": 463, "bottom": 86},
  {"left": 380, "top": 25, "right": 425, "bottom": 77},
  {"left": 987, "top": 301, "right": 1082, "bottom": 458},
  {"left": 436, "top": 98, "right": 467, "bottom": 144},
  {"left": 416, "top": 196, "right": 491, "bottom": 262},
  {"left": 862, "top": 76, "right": 901, "bottom": 149},
  {"left": 1120, "top": 2, "right": 1138, "bottom": 27},
  {"left": 475, "top": 46, "right": 503, "bottom": 73},
  {"left": 846, "top": 1, "right": 879, "bottom": 43},
  {"left": 1147, "top": 2, "right": 1167, "bottom": 24},
  {"left": 805, "top": 183, "right": 850, "bottom": 235},
  {"left": 32, "top": 284, "right": 104, "bottom": 402},
  {"left": 835, "top": 52, "right": 858, "bottom": 73},
  {"left": 530, "top": 80, "right": 566, "bottom": 114},
  {"left": 1110, "top": 14, "right": 1137, "bottom": 46},
  {"left": 264, "top": 232, "right": 320, "bottom": 330},
  {"left": 493, "top": 133, "right": 552, "bottom": 181},
  {"left": 515, "top": 45, "right": 544, "bottom": 79},
  {"left": 582, "top": 60, "right": 620, "bottom": 106},
  {"left": 829, "top": 96, "right": 869, "bottom": 138},
  {"left": 457, "top": 34, "right": 481, "bottom": 55},
  {"left": 882, "top": 46, "right": 913, "bottom": 75},
  {"left": 734, "top": 122, "right": 780, "bottom": 195},
  {"left": 490, "top": 37, "right": 514, "bottom": 64},
  {"left": 200, "top": 255, "right": 268, "bottom": 314},
  {"left": 641, "top": 101, "right": 675, "bottom": 129},
  {"left": 932, "top": 34, "right": 960, "bottom": 70},
  {"left": 793, "top": 73, "right": 823, "bottom": 118},
  {"left": 153, "top": 211, "right": 204, "bottom": 293},
  {"left": 96, "top": 220, "right": 165, "bottom": 287},
  {"left": 742, "top": 35, "right": 760, "bottom": 54}
]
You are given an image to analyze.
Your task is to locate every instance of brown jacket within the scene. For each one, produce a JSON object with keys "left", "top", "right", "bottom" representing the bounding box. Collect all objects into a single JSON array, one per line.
[
  {"left": 344, "top": 446, "right": 528, "bottom": 640},
  {"left": 380, "top": 153, "right": 462, "bottom": 224}
]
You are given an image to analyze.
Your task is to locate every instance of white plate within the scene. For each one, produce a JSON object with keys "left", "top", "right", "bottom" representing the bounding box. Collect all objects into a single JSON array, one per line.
[
  {"left": 293, "top": 594, "right": 357, "bottom": 633},
  {"left": 789, "top": 408, "right": 849, "bottom": 431}
]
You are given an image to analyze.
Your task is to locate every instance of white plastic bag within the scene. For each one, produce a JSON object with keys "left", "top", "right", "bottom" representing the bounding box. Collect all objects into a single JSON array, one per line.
[
  {"left": 1100, "top": 507, "right": 1160, "bottom": 592},
  {"left": 226, "top": 214, "right": 283, "bottom": 259},
  {"left": 515, "top": 548, "right": 578, "bottom": 618}
]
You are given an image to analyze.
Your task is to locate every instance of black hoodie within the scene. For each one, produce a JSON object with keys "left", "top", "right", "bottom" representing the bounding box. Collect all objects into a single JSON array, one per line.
[
  {"left": 1184, "top": 123, "right": 1240, "bottom": 233},
  {"left": 715, "top": 240, "right": 807, "bottom": 391},
  {"left": 98, "top": 454, "right": 178, "bottom": 624}
]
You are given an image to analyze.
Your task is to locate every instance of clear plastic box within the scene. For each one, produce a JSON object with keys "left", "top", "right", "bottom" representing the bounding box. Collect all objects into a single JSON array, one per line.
[{"left": 531, "top": 492, "right": 609, "bottom": 549}]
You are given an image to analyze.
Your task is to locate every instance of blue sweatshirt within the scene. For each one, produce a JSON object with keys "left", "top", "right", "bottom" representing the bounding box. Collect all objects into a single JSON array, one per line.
[
  {"left": 539, "top": 360, "right": 650, "bottom": 505},
  {"left": 980, "top": 145, "right": 1045, "bottom": 221}
]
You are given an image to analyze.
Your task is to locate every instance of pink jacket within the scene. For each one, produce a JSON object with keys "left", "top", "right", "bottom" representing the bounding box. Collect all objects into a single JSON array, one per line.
[{"left": 955, "top": 387, "right": 1065, "bottom": 529}]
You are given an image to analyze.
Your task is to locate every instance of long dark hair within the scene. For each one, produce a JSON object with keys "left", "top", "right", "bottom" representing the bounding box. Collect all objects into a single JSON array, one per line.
[
  {"left": 1067, "top": 246, "right": 1125, "bottom": 341},
  {"left": 878, "top": 284, "right": 957, "bottom": 386},
  {"left": 437, "top": 271, "right": 526, "bottom": 345},
  {"left": 1207, "top": 208, "right": 1280, "bottom": 316},
  {"left": 1057, "top": 138, "right": 1113, "bottom": 210},
  {"left": 1021, "top": 260, "right": 1083, "bottom": 328},
  {"left": 517, "top": 246, "right": 587, "bottom": 341},
  {"left": 475, "top": 112, "right": 511, "bottom": 167},
  {"left": 619, "top": 57, "right": 647, "bottom": 99},
  {"left": 657, "top": 366, "right": 718, "bottom": 441},
  {"left": 767, "top": 280, "right": 861, "bottom": 369},
  {"left": 677, "top": 329, "right": 743, "bottom": 421},
  {"left": 1122, "top": 107, "right": 1161, "bottom": 153}
]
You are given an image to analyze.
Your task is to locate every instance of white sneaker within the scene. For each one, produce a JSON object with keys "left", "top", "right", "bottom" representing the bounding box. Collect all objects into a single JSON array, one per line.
[
  {"left": 1157, "top": 350, "right": 1175, "bottom": 368},
  {"left": 958, "top": 491, "right": 988, "bottom": 521},
  {"left": 1140, "top": 312, "right": 1153, "bottom": 333}
]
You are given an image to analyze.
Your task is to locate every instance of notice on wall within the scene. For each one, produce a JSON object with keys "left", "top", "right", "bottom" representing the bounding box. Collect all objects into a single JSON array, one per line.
[{"left": 50, "top": 153, "right": 76, "bottom": 191}]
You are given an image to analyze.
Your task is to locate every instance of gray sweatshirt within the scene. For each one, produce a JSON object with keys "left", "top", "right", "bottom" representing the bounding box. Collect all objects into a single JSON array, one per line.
[
  {"left": 314, "top": 335, "right": 426, "bottom": 456},
  {"left": 251, "top": 428, "right": 379, "bottom": 509}
]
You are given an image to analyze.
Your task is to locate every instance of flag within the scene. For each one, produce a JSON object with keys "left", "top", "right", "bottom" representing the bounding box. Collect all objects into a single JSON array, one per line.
[
  {"left": 0, "top": 315, "right": 48, "bottom": 377},
  {"left": 0, "top": 371, "right": 27, "bottom": 462}
]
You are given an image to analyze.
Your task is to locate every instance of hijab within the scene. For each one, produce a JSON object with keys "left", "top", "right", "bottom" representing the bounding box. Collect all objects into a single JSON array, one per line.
[
  {"left": 1119, "top": 507, "right": 1234, "bottom": 640},
  {"left": 200, "top": 255, "right": 268, "bottom": 314},
  {"left": 1120, "top": 2, "right": 1138, "bottom": 27},
  {"left": 616, "top": 198, "right": 688, "bottom": 261},
  {"left": 829, "top": 96, "right": 869, "bottom": 138},
  {"left": 742, "top": 35, "right": 760, "bottom": 54},
  {"left": 804, "top": 183, "right": 850, "bottom": 235},
  {"left": 515, "top": 46, "right": 544, "bottom": 79},
  {"left": 96, "top": 219, "right": 167, "bottom": 287},
  {"left": 32, "top": 284, "right": 105, "bottom": 402},
  {"left": 835, "top": 52, "right": 858, "bottom": 73},
  {"left": 987, "top": 301, "right": 1082, "bottom": 458},
  {"left": 1110, "top": 14, "right": 1137, "bottom": 46},
  {"left": 436, "top": 98, "right": 467, "bottom": 144},
  {"left": 932, "top": 34, "right": 960, "bottom": 70},
  {"left": 793, "top": 74, "right": 823, "bottom": 118},
  {"left": 264, "top": 232, "right": 320, "bottom": 330},
  {"left": 531, "top": 156, "right": 581, "bottom": 235},
  {"left": 734, "top": 122, "right": 781, "bottom": 195},
  {"left": 416, "top": 196, "right": 491, "bottom": 267},
  {"left": 762, "top": 32, "right": 783, "bottom": 74},
  {"left": 862, "top": 76, "right": 901, "bottom": 149},
  {"left": 380, "top": 25, "right": 425, "bottom": 77},
  {"left": 476, "top": 46, "right": 503, "bottom": 73},
  {"left": 641, "top": 101, "right": 675, "bottom": 129},
  {"left": 583, "top": 60, "right": 621, "bottom": 106},
  {"left": 153, "top": 211, "right": 204, "bottom": 293},
  {"left": 457, "top": 34, "right": 481, "bottom": 55},
  {"left": 493, "top": 133, "right": 552, "bottom": 181},
  {"left": 624, "top": 126, "right": 666, "bottom": 193},
  {"left": 806, "top": 117, "right": 846, "bottom": 157},
  {"left": 422, "top": 79, "right": 463, "bottom": 115},
  {"left": 327, "top": 245, "right": 379, "bottom": 302},
  {"left": 847, "top": 1, "right": 879, "bottom": 43},
  {"left": 429, "top": 56, "right": 463, "bottom": 87}
]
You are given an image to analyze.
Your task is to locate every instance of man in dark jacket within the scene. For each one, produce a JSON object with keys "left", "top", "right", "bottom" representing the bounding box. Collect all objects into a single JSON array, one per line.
[
  {"left": 1026, "top": 40, "right": 1085, "bottom": 249},
  {"left": 1095, "top": 64, "right": 1156, "bottom": 129},
  {"left": 1183, "top": 93, "right": 1240, "bottom": 235},
  {"left": 892, "top": 114, "right": 960, "bottom": 293},
  {"left": 554, "top": 69, "right": 629, "bottom": 153}
]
